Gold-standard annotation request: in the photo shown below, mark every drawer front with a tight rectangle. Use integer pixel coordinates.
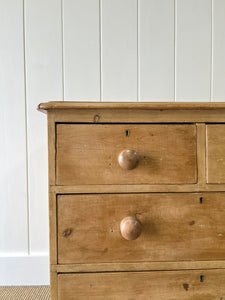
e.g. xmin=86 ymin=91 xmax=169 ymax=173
xmin=207 ymin=124 xmax=225 ymax=183
xmin=58 ymin=193 xmax=225 ymax=264
xmin=56 ymin=124 xmax=197 ymax=185
xmin=58 ymin=270 xmax=225 ymax=300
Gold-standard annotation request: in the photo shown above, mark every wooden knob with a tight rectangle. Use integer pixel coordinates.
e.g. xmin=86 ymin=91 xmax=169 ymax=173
xmin=118 ymin=150 xmax=139 ymax=170
xmin=120 ymin=216 xmax=142 ymax=240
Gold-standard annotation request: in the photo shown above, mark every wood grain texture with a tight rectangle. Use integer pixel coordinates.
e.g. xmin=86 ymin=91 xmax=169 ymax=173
xmin=196 ymin=123 xmax=206 ymax=184
xmin=38 ymin=103 xmax=225 ymax=123
xmin=38 ymin=103 xmax=225 ymax=299
xmin=38 ymin=101 xmax=225 ymax=112
xmin=206 ymin=124 xmax=225 ymax=183
xmin=52 ymin=260 xmax=225 ymax=273
xmin=212 ymin=0 xmax=225 ymax=101
xmin=57 ymin=193 xmax=225 ymax=264
xmin=0 ymin=0 xmax=28 ymax=254
xmin=56 ymin=124 xmax=197 ymax=185
xmin=58 ymin=269 xmax=225 ymax=300
xmin=50 ymin=271 xmax=57 ymax=300
xmin=101 ymin=0 xmax=137 ymax=101
xmin=176 ymin=0 xmax=211 ymax=101
xmin=139 ymin=0 xmax=174 ymax=101
xmin=63 ymin=0 xmax=100 ymax=100
xmin=47 ymin=112 xmax=56 ymax=186
xmin=39 ymin=108 xmax=225 ymax=125
xmin=51 ymin=183 xmax=225 ymax=194
xmin=49 ymin=192 xmax=57 ymax=265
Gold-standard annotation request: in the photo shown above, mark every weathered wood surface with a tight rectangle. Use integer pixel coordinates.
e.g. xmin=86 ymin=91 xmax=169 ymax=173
xmin=58 ymin=269 xmax=225 ymax=300
xmin=58 ymin=192 xmax=225 ymax=264
xmin=56 ymin=124 xmax=197 ymax=185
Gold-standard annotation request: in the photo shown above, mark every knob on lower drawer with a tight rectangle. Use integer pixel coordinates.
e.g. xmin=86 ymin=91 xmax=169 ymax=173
xmin=120 ymin=216 xmax=142 ymax=240
xmin=118 ymin=150 xmax=139 ymax=170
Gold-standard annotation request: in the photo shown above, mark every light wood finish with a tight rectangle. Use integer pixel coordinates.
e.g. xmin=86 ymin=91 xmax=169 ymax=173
xmin=196 ymin=123 xmax=206 ymax=184
xmin=44 ymin=107 xmax=225 ymax=124
xmin=38 ymin=101 xmax=225 ymax=112
xmin=206 ymin=124 xmax=225 ymax=183
xmin=57 ymin=192 xmax=225 ymax=264
xmin=56 ymin=124 xmax=197 ymax=185
xmin=52 ymin=260 xmax=225 ymax=273
xmin=38 ymin=102 xmax=225 ymax=299
xmin=50 ymin=271 xmax=57 ymax=300
xmin=58 ymin=269 xmax=225 ymax=300
xmin=50 ymin=183 xmax=225 ymax=193
xmin=49 ymin=192 xmax=57 ymax=265
xmin=47 ymin=111 xmax=56 ymax=186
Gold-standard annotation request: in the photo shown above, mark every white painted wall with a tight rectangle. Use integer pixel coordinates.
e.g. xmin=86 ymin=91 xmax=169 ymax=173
xmin=1 ymin=0 xmax=225 ymax=285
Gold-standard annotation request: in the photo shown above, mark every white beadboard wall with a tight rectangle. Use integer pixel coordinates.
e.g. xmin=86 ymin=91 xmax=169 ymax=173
xmin=1 ymin=0 xmax=225 ymax=285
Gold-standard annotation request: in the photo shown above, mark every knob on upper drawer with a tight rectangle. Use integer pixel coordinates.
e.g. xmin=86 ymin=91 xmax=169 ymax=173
xmin=56 ymin=124 xmax=197 ymax=185
xmin=120 ymin=216 xmax=142 ymax=240
xmin=118 ymin=150 xmax=139 ymax=170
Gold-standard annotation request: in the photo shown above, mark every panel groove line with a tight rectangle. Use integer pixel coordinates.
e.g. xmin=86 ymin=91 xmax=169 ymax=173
xmin=25 ymin=0 xmax=63 ymax=253
xmin=101 ymin=0 xmax=138 ymax=101
xmin=23 ymin=0 xmax=30 ymax=255
xmin=212 ymin=0 xmax=225 ymax=101
xmin=174 ymin=0 xmax=177 ymax=102
xmin=139 ymin=0 xmax=175 ymax=101
xmin=137 ymin=0 xmax=139 ymax=101
xmin=61 ymin=0 xmax=65 ymax=100
xmin=210 ymin=0 xmax=213 ymax=101
xmin=63 ymin=0 xmax=100 ymax=101
xmin=176 ymin=0 xmax=212 ymax=101
xmin=0 ymin=0 xmax=28 ymax=254
xmin=99 ymin=0 xmax=102 ymax=101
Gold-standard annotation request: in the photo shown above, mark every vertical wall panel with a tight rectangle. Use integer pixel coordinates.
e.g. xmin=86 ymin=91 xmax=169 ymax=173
xmin=0 ymin=0 xmax=28 ymax=253
xmin=139 ymin=0 xmax=174 ymax=101
xmin=102 ymin=0 xmax=137 ymax=101
xmin=176 ymin=0 xmax=211 ymax=101
xmin=212 ymin=0 xmax=225 ymax=101
xmin=25 ymin=0 xmax=62 ymax=253
xmin=63 ymin=0 xmax=100 ymax=101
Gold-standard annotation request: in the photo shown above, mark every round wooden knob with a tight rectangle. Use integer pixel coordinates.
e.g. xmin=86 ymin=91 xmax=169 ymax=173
xmin=118 ymin=150 xmax=139 ymax=170
xmin=120 ymin=216 xmax=142 ymax=240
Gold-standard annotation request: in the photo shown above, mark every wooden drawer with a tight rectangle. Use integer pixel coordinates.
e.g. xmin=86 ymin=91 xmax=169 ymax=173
xmin=58 ymin=269 xmax=225 ymax=300
xmin=207 ymin=124 xmax=225 ymax=183
xmin=57 ymin=192 xmax=225 ymax=264
xmin=56 ymin=124 xmax=197 ymax=185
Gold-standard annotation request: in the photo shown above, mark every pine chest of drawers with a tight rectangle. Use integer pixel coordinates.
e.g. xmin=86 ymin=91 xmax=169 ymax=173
xmin=38 ymin=102 xmax=225 ymax=300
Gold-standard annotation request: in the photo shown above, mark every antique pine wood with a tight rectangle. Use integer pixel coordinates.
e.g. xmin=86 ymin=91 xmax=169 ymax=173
xmin=52 ymin=260 xmax=225 ymax=273
xmin=57 ymin=193 xmax=225 ymax=264
xmin=58 ymin=270 xmax=225 ymax=300
xmin=38 ymin=102 xmax=225 ymax=299
xmin=206 ymin=124 xmax=225 ymax=184
xmin=56 ymin=124 xmax=197 ymax=185
xmin=38 ymin=101 xmax=225 ymax=111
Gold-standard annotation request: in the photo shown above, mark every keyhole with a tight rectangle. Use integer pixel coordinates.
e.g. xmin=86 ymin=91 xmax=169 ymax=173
xmin=125 ymin=129 xmax=130 ymax=137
